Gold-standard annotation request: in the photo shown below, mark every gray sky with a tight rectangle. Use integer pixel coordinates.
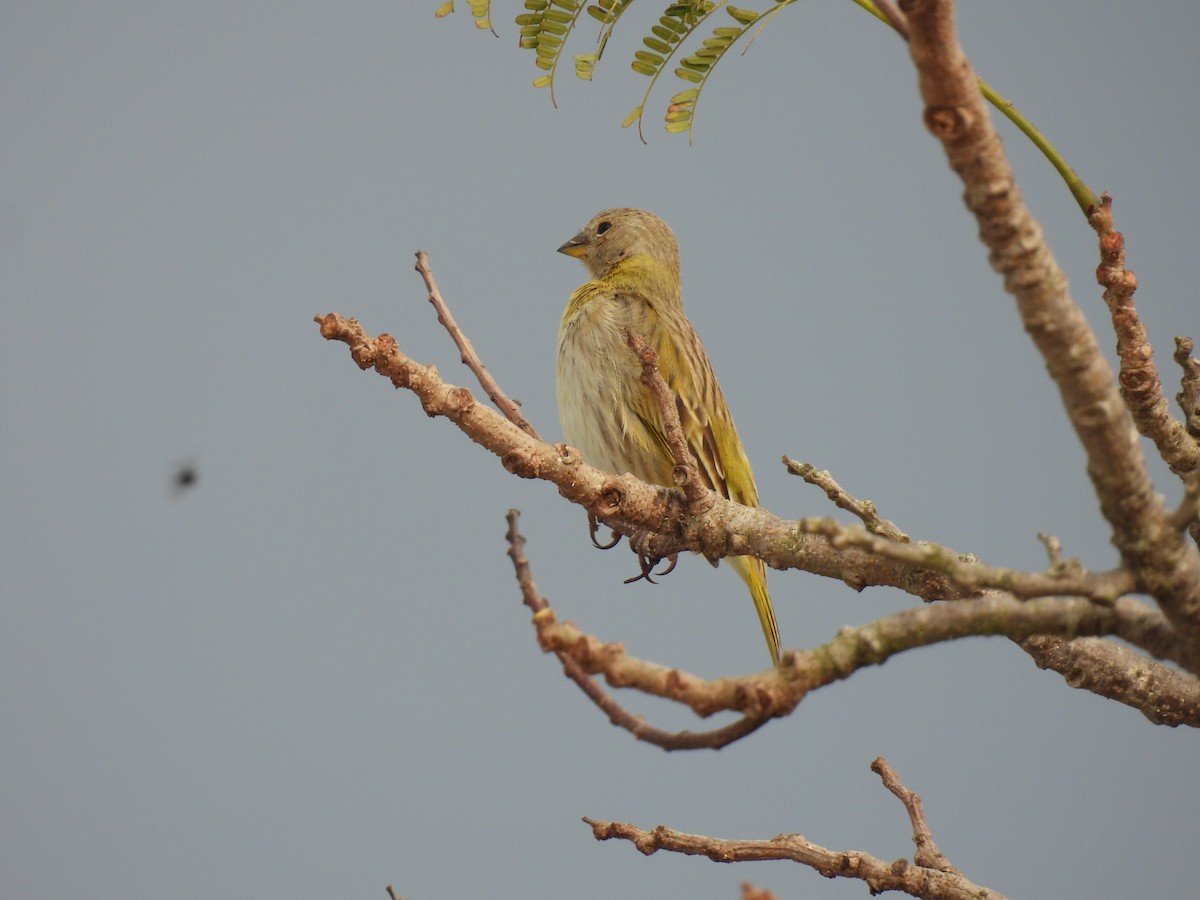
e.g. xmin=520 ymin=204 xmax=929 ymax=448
xmin=3 ymin=3 xmax=1196 ymax=898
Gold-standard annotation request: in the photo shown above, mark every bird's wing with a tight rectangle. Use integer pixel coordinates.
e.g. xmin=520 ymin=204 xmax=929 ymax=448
xmin=640 ymin=301 xmax=759 ymax=511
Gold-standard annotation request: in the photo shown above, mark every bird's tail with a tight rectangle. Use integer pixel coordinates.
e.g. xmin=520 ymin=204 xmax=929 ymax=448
xmin=729 ymin=555 xmax=780 ymax=666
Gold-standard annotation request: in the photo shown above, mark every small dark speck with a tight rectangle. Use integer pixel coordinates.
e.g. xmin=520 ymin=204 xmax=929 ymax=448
xmin=171 ymin=464 xmax=199 ymax=495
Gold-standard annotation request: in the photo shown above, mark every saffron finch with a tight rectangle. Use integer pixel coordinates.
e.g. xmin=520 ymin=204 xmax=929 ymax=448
xmin=556 ymin=208 xmax=781 ymax=666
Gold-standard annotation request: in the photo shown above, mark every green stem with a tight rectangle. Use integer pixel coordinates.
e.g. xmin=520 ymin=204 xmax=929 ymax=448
xmin=851 ymin=0 xmax=1098 ymax=215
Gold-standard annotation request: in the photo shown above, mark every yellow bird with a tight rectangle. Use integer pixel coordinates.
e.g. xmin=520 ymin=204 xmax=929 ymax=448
xmin=556 ymin=208 xmax=780 ymax=666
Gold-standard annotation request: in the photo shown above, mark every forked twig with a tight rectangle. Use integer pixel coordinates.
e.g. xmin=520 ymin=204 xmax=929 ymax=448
xmin=784 ymin=456 xmax=908 ymax=541
xmin=871 ymin=757 xmax=960 ymax=874
xmin=415 ymin=250 xmax=540 ymax=440
xmin=583 ymin=758 xmax=1000 ymax=898
xmin=506 ymin=509 xmax=770 ymax=750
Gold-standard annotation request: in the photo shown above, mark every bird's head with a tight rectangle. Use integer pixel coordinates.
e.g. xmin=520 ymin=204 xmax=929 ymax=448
xmin=558 ymin=208 xmax=681 ymax=280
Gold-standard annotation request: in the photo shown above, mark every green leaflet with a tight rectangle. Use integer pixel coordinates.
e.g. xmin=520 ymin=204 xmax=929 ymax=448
xmin=575 ymin=53 xmax=597 ymax=80
xmin=726 ymin=4 xmax=758 ymax=25
xmin=466 ymin=0 xmax=493 ymax=32
xmin=512 ymin=0 xmax=587 ymax=104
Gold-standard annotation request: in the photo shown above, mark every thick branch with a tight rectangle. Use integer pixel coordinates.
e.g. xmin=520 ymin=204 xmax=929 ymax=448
xmin=532 ymin=593 xmax=1195 ymax=722
xmin=315 ymin=313 xmax=1136 ymax=612
xmin=1021 ymin=635 xmax=1200 ymax=727
xmin=902 ymin=0 xmax=1200 ymax=666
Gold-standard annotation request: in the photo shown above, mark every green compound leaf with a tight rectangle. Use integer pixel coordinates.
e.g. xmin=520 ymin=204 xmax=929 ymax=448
xmin=585 ymin=0 xmax=635 ymax=77
xmin=446 ymin=0 xmax=791 ymax=142
xmin=620 ymin=1 xmax=723 ymax=141
xmin=448 ymin=0 xmax=1097 ymax=207
xmin=512 ymin=0 xmax=588 ymax=106
xmin=661 ymin=2 xmax=768 ymax=142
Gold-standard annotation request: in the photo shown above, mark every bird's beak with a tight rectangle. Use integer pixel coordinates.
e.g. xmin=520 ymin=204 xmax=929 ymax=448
xmin=557 ymin=229 xmax=590 ymax=259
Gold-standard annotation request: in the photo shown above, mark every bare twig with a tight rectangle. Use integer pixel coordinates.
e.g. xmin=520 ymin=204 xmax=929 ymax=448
xmin=1170 ymin=338 xmax=1200 ymax=548
xmin=1091 ymin=197 xmax=1198 ymax=480
xmin=584 ymin=758 xmax=1002 ymax=898
xmin=620 ymin=328 xmax=709 ymax=580
xmin=789 ymin=516 xmax=1129 ymax=605
xmin=871 ymin=757 xmax=960 ymax=874
xmin=414 ymin=250 xmax=540 ymax=440
xmin=505 ymin=509 xmax=770 ymax=750
xmin=783 ymin=456 xmax=908 ymax=541
xmin=1175 ymin=336 xmax=1200 ymax=437
xmin=626 ymin=329 xmax=709 ymax=509
xmin=1037 ymin=532 xmax=1064 ymax=567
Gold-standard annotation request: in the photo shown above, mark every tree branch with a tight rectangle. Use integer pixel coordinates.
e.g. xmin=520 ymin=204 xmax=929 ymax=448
xmin=506 ymin=509 xmax=770 ymax=750
xmin=1175 ymin=337 xmax=1200 ymax=438
xmin=1089 ymin=200 xmax=1199 ymax=480
xmin=626 ymin=329 xmax=709 ymax=510
xmin=902 ymin=0 xmax=1200 ymax=666
xmin=784 ymin=456 xmax=909 ymax=542
xmin=315 ymin=312 xmax=1138 ymax=611
xmin=871 ymin=757 xmax=960 ymax=875
xmin=583 ymin=758 xmax=1004 ymax=899
xmin=414 ymin=250 xmax=540 ymax=440
xmin=1021 ymin=634 xmax=1200 ymax=726
xmin=531 ymin=591 xmax=1196 ymax=724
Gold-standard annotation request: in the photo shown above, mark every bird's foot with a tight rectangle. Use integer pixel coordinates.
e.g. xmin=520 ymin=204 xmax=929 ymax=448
xmin=588 ymin=513 xmax=622 ymax=550
xmin=623 ymin=530 xmax=678 ymax=584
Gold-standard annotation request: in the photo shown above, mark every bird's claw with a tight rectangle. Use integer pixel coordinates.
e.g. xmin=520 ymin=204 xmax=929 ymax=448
xmin=588 ymin=513 xmax=622 ymax=550
xmin=622 ymin=528 xmax=678 ymax=584
xmin=621 ymin=553 xmax=678 ymax=585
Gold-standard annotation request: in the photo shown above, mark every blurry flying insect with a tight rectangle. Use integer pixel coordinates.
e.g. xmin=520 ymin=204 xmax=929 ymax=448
xmin=170 ymin=460 xmax=199 ymax=496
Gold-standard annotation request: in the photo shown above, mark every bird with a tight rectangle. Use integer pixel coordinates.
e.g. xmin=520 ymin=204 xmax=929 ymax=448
xmin=555 ymin=208 xmax=780 ymax=666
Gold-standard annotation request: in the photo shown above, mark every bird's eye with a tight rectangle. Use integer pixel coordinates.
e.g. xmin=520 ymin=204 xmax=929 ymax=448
xmin=596 ymin=221 xmax=612 ymax=235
